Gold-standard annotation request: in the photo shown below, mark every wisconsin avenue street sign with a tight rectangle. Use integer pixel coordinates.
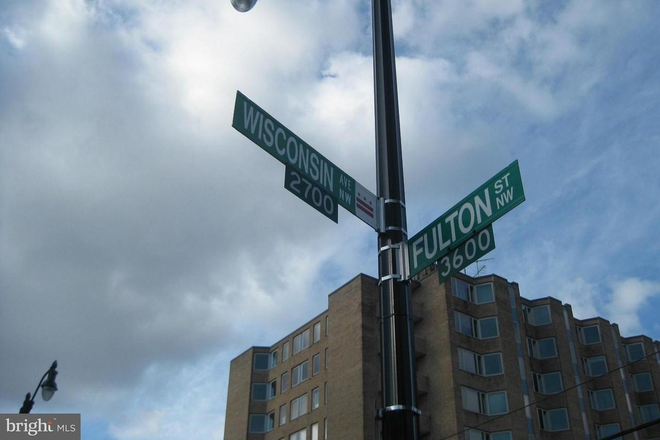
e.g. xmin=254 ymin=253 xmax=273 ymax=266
xmin=437 ymin=225 xmax=496 ymax=284
xmin=408 ymin=160 xmax=525 ymax=278
xmin=233 ymin=91 xmax=378 ymax=229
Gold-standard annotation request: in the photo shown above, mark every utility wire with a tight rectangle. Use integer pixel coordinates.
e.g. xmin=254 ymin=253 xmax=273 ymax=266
xmin=437 ymin=347 xmax=660 ymax=440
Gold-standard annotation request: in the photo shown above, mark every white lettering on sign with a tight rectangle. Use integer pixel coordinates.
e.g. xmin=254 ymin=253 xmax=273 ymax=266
xmin=243 ymin=102 xmax=335 ymax=192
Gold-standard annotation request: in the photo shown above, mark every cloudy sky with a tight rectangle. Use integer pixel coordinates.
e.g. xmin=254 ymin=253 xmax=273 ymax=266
xmin=1 ymin=0 xmax=659 ymax=438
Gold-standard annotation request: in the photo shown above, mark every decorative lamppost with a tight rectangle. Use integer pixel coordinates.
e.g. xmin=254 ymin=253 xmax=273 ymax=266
xmin=19 ymin=361 xmax=59 ymax=414
xmin=229 ymin=1 xmax=420 ymax=439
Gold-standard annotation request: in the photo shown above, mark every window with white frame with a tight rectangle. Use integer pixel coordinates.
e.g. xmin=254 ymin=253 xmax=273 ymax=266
xmin=325 ymin=348 xmax=328 ymax=369
xmin=324 ymin=418 xmax=328 ymax=440
xmin=283 ymin=341 xmax=290 ymax=362
xmin=458 ymin=348 xmax=503 ymax=376
xmin=455 ymin=312 xmax=499 ymax=339
xmin=312 ymin=387 xmax=320 ymax=410
xmin=626 ymin=342 xmax=646 ymax=362
xmin=533 ymin=372 xmax=563 ymax=395
xmin=313 ymin=353 xmax=320 ymax=376
xmin=452 ymin=279 xmax=494 ymax=304
xmin=538 ymin=408 xmax=569 ymax=431
xmin=465 ymin=429 xmax=512 ymax=440
xmin=254 ymin=353 xmax=270 ymax=370
xmin=268 ymin=380 xmax=277 ymax=400
xmin=324 ymin=382 xmax=328 ymax=404
xmin=577 ymin=325 xmax=601 ymax=344
xmin=290 ymin=394 xmax=308 ymax=421
xmin=583 ymin=356 xmax=608 ymax=377
xmin=461 ymin=387 xmax=508 ymax=415
xmin=271 ymin=349 xmax=279 ymax=368
xmin=249 ymin=413 xmax=274 ymax=433
xmin=311 ymin=422 xmax=319 ymax=440
xmin=639 ymin=403 xmax=660 ymax=423
xmin=281 ymin=371 xmax=289 ymax=393
xmin=252 ymin=383 xmax=268 ymax=401
xmin=325 ymin=316 xmax=328 ymax=336
xmin=293 ymin=330 xmax=310 ymax=355
xmin=289 ymin=428 xmax=307 ymax=440
xmin=596 ymin=423 xmax=620 ymax=439
xmin=523 ymin=305 xmax=551 ymax=326
xmin=527 ymin=337 xmax=557 ymax=359
xmin=279 ymin=404 xmax=286 ymax=426
xmin=589 ymin=389 xmax=615 ymax=410
xmin=292 ymin=361 xmax=309 ymax=387
xmin=314 ymin=322 xmax=321 ymax=343
xmin=632 ymin=372 xmax=653 ymax=392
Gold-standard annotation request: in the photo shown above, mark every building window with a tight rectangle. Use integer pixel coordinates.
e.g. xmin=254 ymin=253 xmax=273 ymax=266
xmin=290 ymin=394 xmax=308 ymax=421
xmin=452 ymin=279 xmax=494 ymax=304
xmin=252 ymin=383 xmax=268 ymax=401
xmin=325 ymin=316 xmax=328 ymax=336
xmin=523 ymin=305 xmax=551 ymax=326
xmin=577 ymin=325 xmax=601 ymax=344
xmin=461 ymin=387 xmax=508 ymax=415
xmin=458 ymin=348 xmax=503 ymax=376
xmin=538 ymin=408 xmax=569 ymax=431
xmin=249 ymin=413 xmax=275 ymax=433
xmin=325 ymin=348 xmax=328 ymax=369
xmin=324 ymin=382 xmax=328 ymax=404
xmin=533 ymin=372 xmax=563 ymax=395
xmin=289 ymin=428 xmax=307 ymax=440
xmin=589 ymin=389 xmax=615 ymax=410
xmin=271 ymin=350 xmax=279 ymax=368
xmin=626 ymin=342 xmax=646 ymax=362
xmin=596 ymin=423 xmax=620 ymax=439
xmin=279 ymin=404 xmax=286 ymax=426
xmin=465 ymin=430 xmax=512 ymax=440
xmin=311 ymin=422 xmax=319 ymax=440
xmin=527 ymin=337 xmax=557 ymax=359
xmin=324 ymin=418 xmax=328 ymax=440
xmin=632 ymin=372 xmax=654 ymax=392
xmin=269 ymin=380 xmax=277 ymax=400
xmin=282 ymin=371 xmax=289 ymax=393
xmin=475 ymin=283 xmax=495 ymax=304
xmin=314 ymin=322 xmax=321 ymax=343
xmin=313 ymin=353 xmax=321 ymax=376
xmin=583 ymin=356 xmax=608 ymax=377
xmin=312 ymin=387 xmax=320 ymax=410
xmin=293 ymin=329 xmax=310 ymax=355
xmin=292 ymin=361 xmax=309 ymax=387
xmin=254 ymin=353 xmax=270 ymax=370
xmin=639 ymin=404 xmax=660 ymax=423
xmin=455 ymin=312 xmax=499 ymax=339
xmin=283 ymin=341 xmax=290 ymax=362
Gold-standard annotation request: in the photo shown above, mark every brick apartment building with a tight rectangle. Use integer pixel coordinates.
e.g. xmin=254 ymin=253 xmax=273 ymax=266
xmin=223 ymin=268 xmax=660 ymax=440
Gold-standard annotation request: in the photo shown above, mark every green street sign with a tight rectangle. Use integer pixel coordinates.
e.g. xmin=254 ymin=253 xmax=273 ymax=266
xmin=408 ymin=160 xmax=524 ymax=278
xmin=437 ymin=225 xmax=496 ymax=284
xmin=285 ymin=166 xmax=338 ymax=223
xmin=233 ymin=91 xmax=378 ymax=230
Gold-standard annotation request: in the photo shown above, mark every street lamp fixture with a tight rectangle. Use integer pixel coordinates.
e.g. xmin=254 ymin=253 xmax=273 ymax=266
xmin=231 ymin=0 xmax=258 ymax=12
xmin=19 ymin=361 xmax=59 ymax=414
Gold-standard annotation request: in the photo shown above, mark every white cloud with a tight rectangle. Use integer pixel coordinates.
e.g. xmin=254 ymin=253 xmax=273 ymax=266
xmin=605 ymin=278 xmax=660 ymax=336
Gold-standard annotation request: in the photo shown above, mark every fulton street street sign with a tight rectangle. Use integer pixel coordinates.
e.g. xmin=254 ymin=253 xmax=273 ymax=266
xmin=284 ymin=166 xmax=338 ymax=223
xmin=408 ymin=160 xmax=525 ymax=278
xmin=233 ymin=91 xmax=378 ymax=230
xmin=437 ymin=225 xmax=496 ymax=284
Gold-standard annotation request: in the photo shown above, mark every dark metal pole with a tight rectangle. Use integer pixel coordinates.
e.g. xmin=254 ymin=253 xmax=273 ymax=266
xmin=372 ymin=0 xmax=420 ymax=439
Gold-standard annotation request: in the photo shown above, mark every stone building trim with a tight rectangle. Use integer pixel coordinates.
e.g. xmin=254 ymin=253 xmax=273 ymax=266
xmin=563 ymin=306 xmax=592 ymax=440
xmin=611 ymin=325 xmax=640 ymax=440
